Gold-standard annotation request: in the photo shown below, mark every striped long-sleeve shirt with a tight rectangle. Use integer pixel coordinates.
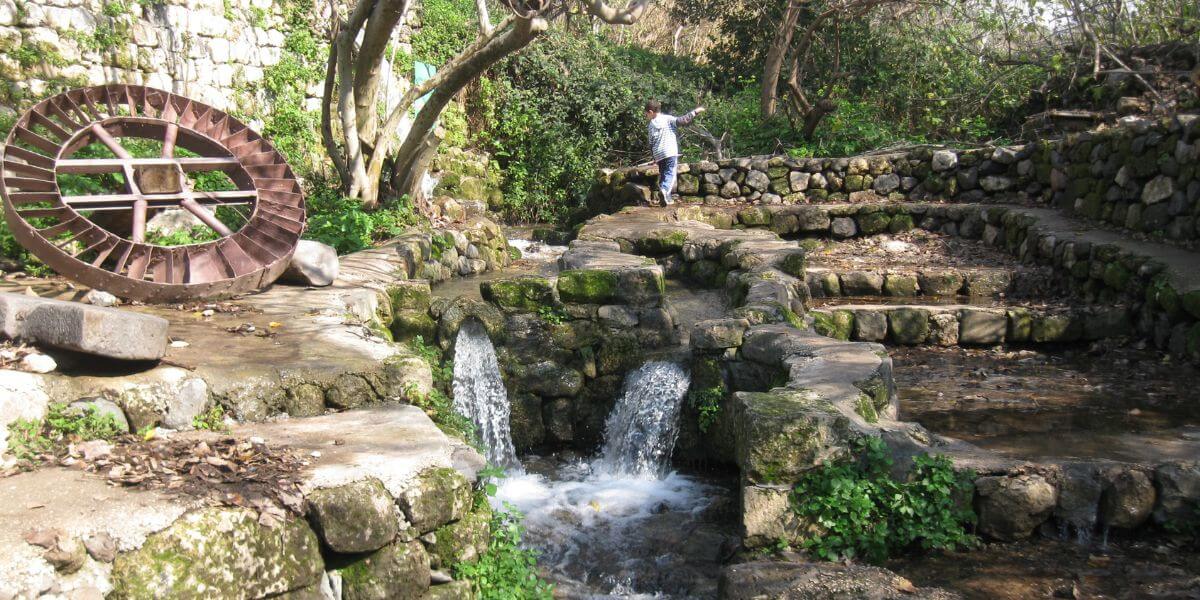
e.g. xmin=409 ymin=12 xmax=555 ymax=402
xmin=647 ymin=109 xmax=699 ymax=162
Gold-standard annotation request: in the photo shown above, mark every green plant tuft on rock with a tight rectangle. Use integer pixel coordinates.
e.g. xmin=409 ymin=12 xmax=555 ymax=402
xmin=789 ymin=437 xmax=976 ymax=563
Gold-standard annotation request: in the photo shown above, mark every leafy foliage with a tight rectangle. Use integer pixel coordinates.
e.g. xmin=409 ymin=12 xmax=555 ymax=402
xmin=191 ymin=405 xmax=228 ymax=431
xmin=688 ymin=385 xmax=723 ymax=433
xmin=789 ymin=436 xmax=976 ymax=563
xmin=7 ymin=403 xmax=125 ymax=461
xmin=303 ymin=178 xmax=420 ymax=254
xmin=412 ymin=0 xmax=480 ymax=65
xmin=457 ymin=474 xmax=554 ymax=600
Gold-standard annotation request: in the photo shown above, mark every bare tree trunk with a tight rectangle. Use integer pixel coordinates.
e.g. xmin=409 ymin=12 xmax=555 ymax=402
xmin=761 ymin=0 xmax=804 ymax=118
xmin=386 ymin=16 xmax=549 ymax=201
xmin=353 ymin=0 xmax=413 ymax=142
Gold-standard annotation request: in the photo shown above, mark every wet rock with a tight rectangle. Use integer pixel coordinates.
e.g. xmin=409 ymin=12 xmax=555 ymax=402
xmin=854 ymin=310 xmax=888 ymax=342
xmin=928 ymin=313 xmax=959 ymax=346
xmin=428 ymin=504 xmax=491 ymax=568
xmin=975 ymin=474 xmax=1057 ymax=541
xmin=811 ymin=310 xmax=854 ymax=341
xmin=888 ymin=308 xmax=930 ymax=345
xmin=543 ymin=397 xmax=575 ymax=443
xmin=436 ymin=298 xmax=506 ymax=348
xmin=840 ymin=271 xmax=884 ymax=295
xmin=1099 ymin=468 xmax=1156 ymax=530
xmin=480 ymin=276 xmax=555 ymax=312
xmin=282 ymin=240 xmax=339 ymax=287
xmin=598 ymin=305 xmax=639 ymax=328
xmin=308 ymin=478 xmax=400 ymax=553
xmin=883 ymin=272 xmax=918 ymax=297
xmin=397 ymin=468 xmax=473 ymax=534
xmin=284 ymin=384 xmax=327 ymax=418
xmin=616 ymin=267 xmax=667 ymax=306
xmin=917 ymin=271 xmax=964 ymax=296
xmin=111 ymin=508 xmax=323 ymax=599
xmin=693 ymin=318 xmax=750 ymax=350
xmin=514 ymin=361 xmax=583 ymax=397
xmin=732 ymin=389 xmax=851 ymax=484
xmin=1031 ymin=314 xmax=1081 ymax=343
xmin=1055 ymin=463 xmax=1102 ymax=534
xmin=830 ymin=217 xmax=857 ymax=238
xmin=324 ymin=374 xmax=376 ymax=410
xmin=556 ymin=269 xmax=619 ymax=304
xmin=339 ymin=540 xmax=431 ymax=600
xmin=1152 ymin=461 xmax=1200 ymax=526
xmin=719 ymin=559 xmax=955 ymax=599
xmin=958 ymin=309 xmax=1007 ymax=345
xmin=0 ymin=292 xmax=168 ymax=361
xmin=508 ymin=394 xmax=544 ymax=451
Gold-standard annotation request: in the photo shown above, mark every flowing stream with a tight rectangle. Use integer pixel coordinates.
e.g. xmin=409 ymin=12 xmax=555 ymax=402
xmin=451 ymin=344 xmax=734 ymax=598
xmin=452 ymin=320 xmax=518 ymax=468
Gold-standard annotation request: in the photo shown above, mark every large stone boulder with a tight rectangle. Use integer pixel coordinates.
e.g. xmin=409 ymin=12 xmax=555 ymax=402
xmin=1099 ymin=468 xmax=1156 ymax=530
xmin=731 ymin=389 xmax=852 ymax=484
xmin=1153 ymin=461 xmax=1200 ymax=526
xmin=692 ymin=318 xmax=750 ymax=350
xmin=556 ymin=269 xmax=619 ymax=304
xmin=281 ymin=240 xmax=339 ymax=287
xmin=480 ymin=276 xmax=556 ymax=312
xmin=110 ymin=508 xmax=323 ymax=599
xmin=0 ymin=293 xmax=168 ymax=361
xmin=974 ymin=474 xmax=1057 ymax=541
xmin=428 ymin=504 xmax=491 ymax=568
xmin=340 ymin=540 xmax=431 ymax=600
xmin=397 ymin=467 xmax=473 ymax=534
xmin=307 ymin=478 xmax=401 ymax=553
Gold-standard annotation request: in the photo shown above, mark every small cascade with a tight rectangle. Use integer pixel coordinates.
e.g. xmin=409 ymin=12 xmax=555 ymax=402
xmin=597 ymin=361 xmax=692 ymax=478
xmin=452 ymin=319 xmax=518 ymax=468
xmin=493 ymin=360 xmax=729 ymax=597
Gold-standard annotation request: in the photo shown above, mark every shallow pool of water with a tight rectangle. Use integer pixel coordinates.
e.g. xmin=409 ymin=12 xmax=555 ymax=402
xmin=895 ymin=345 xmax=1200 ymax=463
xmin=494 ymin=457 xmax=737 ymax=598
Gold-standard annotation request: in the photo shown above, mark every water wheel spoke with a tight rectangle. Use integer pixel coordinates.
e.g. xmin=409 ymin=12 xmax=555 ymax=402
xmin=13 ymin=126 xmax=60 ymax=154
xmin=4 ymin=146 xmax=56 ymax=170
xmin=3 ymin=159 xmax=55 ymax=180
xmin=179 ymin=195 xmax=234 ymax=237
xmin=162 ymin=123 xmax=179 ymax=158
xmin=55 ymin=156 xmax=241 ymax=175
xmin=90 ymin=239 xmax=120 ymax=266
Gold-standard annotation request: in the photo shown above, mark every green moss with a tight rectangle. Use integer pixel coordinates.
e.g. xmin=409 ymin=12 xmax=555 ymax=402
xmin=777 ymin=252 xmax=807 ymax=278
xmin=888 ymin=214 xmax=915 ymax=233
xmin=811 ymin=310 xmax=854 ymax=340
xmin=855 ymin=393 xmax=879 ymax=423
xmin=557 ymin=269 xmax=619 ymax=304
xmin=635 ymin=229 xmax=689 ymax=255
xmin=857 ymin=212 xmax=892 ymax=236
xmin=480 ymin=276 xmax=556 ymax=312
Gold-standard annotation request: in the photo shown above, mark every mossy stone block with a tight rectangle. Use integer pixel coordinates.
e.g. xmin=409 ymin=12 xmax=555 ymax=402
xmin=557 ymin=269 xmax=619 ymax=304
xmin=888 ymin=308 xmax=930 ymax=344
xmin=480 ymin=276 xmax=556 ymax=312
xmin=110 ymin=508 xmax=323 ymax=599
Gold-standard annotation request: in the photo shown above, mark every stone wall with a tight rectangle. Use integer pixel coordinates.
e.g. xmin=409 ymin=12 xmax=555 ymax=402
xmin=589 ymin=116 xmax=1200 ymax=246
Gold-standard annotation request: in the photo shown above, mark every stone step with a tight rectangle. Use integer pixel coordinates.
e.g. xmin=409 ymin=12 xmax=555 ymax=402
xmin=809 ymin=302 xmax=1133 ymax=346
xmin=804 ymin=265 xmax=1055 ymax=299
xmin=0 ymin=292 xmax=168 ymax=361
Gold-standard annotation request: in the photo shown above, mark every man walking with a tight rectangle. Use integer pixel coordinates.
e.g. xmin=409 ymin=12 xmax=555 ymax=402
xmin=645 ymin=100 xmax=704 ymax=206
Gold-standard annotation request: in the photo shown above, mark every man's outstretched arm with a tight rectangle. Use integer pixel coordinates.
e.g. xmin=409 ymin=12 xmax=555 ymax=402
xmin=674 ymin=106 xmax=706 ymax=126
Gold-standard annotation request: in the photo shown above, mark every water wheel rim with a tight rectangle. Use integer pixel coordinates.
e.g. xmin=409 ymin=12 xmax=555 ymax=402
xmin=0 ymin=85 xmax=306 ymax=302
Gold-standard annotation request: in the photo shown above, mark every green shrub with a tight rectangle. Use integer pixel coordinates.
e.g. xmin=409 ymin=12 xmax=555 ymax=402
xmin=303 ymin=178 xmax=420 ymax=254
xmin=688 ymin=385 xmax=723 ymax=433
xmin=455 ymin=504 xmax=554 ymax=599
xmin=789 ymin=436 xmax=976 ymax=563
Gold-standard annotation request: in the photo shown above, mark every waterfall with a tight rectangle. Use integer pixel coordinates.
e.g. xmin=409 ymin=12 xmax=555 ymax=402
xmin=597 ymin=361 xmax=691 ymax=478
xmin=452 ymin=319 xmax=518 ymax=468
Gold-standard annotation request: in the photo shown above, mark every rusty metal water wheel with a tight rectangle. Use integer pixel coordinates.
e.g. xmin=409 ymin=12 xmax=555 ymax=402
xmin=0 ymin=85 xmax=306 ymax=302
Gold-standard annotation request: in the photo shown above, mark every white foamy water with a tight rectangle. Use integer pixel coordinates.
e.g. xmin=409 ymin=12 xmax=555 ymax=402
xmin=598 ymin=362 xmax=692 ymax=478
xmin=487 ymin=362 xmax=726 ymax=597
xmin=509 ymin=238 xmax=568 ymax=263
xmin=452 ymin=319 xmax=519 ymax=468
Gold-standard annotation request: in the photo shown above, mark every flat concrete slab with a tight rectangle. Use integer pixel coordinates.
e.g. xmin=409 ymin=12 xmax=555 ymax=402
xmin=211 ymin=405 xmax=485 ymax=497
xmin=0 ymin=405 xmax=482 ymax=598
xmin=0 ymin=293 xmax=168 ymax=361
